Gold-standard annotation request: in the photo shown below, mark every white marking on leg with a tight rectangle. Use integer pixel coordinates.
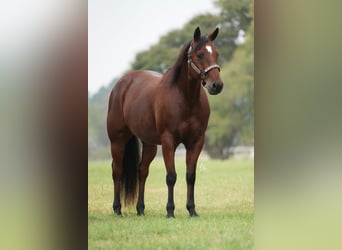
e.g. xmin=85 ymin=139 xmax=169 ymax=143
xmin=205 ymin=45 xmax=213 ymax=55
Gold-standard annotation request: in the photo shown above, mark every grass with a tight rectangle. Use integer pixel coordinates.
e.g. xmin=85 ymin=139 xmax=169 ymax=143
xmin=88 ymin=156 xmax=254 ymax=249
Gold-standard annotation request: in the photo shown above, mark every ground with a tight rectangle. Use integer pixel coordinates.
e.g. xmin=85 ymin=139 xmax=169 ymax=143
xmin=88 ymin=157 xmax=254 ymax=249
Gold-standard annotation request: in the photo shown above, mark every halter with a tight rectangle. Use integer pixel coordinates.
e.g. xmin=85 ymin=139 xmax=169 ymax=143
xmin=187 ymin=44 xmax=220 ymax=80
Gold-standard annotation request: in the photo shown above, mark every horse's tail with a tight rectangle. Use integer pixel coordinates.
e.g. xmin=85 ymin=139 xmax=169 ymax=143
xmin=122 ymin=136 xmax=140 ymax=206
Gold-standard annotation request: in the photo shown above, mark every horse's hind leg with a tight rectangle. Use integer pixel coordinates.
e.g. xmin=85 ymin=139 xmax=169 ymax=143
xmin=136 ymin=143 xmax=157 ymax=216
xmin=110 ymin=142 xmax=125 ymax=216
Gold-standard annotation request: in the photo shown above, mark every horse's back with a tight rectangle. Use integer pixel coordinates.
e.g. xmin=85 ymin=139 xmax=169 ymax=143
xmin=109 ymin=70 xmax=161 ymax=110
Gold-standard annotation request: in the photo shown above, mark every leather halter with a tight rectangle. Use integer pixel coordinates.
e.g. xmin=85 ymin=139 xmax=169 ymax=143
xmin=187 ymin=44 xmax=220 ymax=80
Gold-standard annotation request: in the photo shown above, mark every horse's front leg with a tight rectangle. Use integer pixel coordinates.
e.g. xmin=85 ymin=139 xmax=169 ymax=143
xmin=161 ymin=133 xmax=176 ymax=218
xmin=185 ymin=136 xmax=205 ymax=217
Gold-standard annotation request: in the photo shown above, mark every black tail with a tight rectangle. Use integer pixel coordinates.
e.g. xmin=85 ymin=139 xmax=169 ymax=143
xmin=122 ymin=136 xmax=140 ymax=206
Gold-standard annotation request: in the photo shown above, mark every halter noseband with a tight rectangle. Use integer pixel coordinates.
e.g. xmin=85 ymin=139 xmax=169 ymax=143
xmin=187 ymin=44 xmax=220 ymax=80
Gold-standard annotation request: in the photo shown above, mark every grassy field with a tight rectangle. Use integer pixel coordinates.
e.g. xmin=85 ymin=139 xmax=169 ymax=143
xmin=88 ymin=156 xmax=254 ymax=249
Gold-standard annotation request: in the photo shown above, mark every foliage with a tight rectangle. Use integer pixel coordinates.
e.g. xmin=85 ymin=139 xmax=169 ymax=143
xmin=214 ymin=0 xmax=253 ymax=31
xmin=214 ymin=0 xmax=253 ymax=63
xmin=206 ymin=3 xmax=254 ymax=158
xmin=132 ymin=14 xmax=223 ymax=73
xmin=88 ymin=158 xmax=254 ymax=249
xmin=131 ymin=0 xmax=253 ymax=74
xmin=88 ymin=79 xmax=117 ymax=160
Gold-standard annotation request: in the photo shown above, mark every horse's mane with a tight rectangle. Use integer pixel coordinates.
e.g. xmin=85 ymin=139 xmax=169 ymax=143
xmin=171 ymin=36 xmax=209 ymax=84
xmin=171 ymin=40 xmax=191 ymax=84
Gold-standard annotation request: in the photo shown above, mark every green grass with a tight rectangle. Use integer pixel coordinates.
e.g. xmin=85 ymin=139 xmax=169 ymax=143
xmin=88 ymin=157 xmax=254 ymax=249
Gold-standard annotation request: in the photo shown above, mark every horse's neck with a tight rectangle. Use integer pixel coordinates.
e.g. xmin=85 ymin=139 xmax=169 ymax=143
xmin=177 ymin=62 xmax=202 ymax=103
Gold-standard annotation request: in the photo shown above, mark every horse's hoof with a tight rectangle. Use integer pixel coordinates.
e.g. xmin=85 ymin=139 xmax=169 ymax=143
xmin=114 ymin=212 xmax=122 ymax=217
xmin=136 ymin=206 xmax=145 ymax=216
xmin=189 ymin=211 xmax=199 ymax=217
xmin=113 ymin=208 xmax=122 ymax=216
xmin=166 ymin=213 xmax=175 ymax=218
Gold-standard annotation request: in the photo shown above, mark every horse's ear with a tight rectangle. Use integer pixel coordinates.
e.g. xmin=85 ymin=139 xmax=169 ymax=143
xmin=193 ymin=27 xmax=201 ymax=42
xmin=208 ymin=27 xmax=219 ymax=41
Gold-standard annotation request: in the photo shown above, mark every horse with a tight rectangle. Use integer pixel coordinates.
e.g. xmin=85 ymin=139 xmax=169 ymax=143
xmin=107 ymin=27 xmax=224 ymax=218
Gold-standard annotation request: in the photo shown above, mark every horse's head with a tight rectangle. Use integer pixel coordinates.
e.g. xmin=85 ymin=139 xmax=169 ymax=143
xmin=187 ymin=27 xmax=223 ymax=95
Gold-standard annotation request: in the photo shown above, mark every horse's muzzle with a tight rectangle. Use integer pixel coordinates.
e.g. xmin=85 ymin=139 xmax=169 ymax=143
xmin=207 ymin=80 xmax=223 ymax=95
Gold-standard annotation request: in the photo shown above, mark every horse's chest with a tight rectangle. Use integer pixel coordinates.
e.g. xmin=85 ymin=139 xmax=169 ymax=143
xmin=177 ymin=117 xmax=205 ymax=141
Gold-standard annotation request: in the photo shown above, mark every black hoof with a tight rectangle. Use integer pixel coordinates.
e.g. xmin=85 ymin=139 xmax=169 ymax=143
xmin=189 ymin=211 xmax=199 ymax=217
xmin=166 ymin=203 xmax=175 ymax=218
xmin=187 ymin=204 xmax=198 ymax=217
xmin=137 ymin=211 xmax=145 ymax=216
xmin=166 ymin=213 xmax=175 ymax=218
xmin=113 ymin=210 xmax=122 ymax=216
xmin=113 ymin=205 xmax=122 ymax=216
xmin=136 ymin=203 xmax=145 ymax=216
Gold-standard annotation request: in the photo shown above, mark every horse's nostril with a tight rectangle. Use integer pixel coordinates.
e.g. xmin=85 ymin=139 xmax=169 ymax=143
xmin=211 ymin=81 xmax=223 ymax=94
xmin=212 ymin=82 xmax=217 ymax=90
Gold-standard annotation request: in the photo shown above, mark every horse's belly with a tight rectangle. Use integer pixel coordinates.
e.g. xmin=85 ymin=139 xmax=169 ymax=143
xmin=137 ymin=132 xmax=161 ymax=145
xmin=125 ymin=110 xmax=161 ymax=145
xmin=129 ymin=122 xmax=161 ymax=144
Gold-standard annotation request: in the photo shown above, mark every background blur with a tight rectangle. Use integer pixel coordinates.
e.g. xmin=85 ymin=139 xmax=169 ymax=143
xmin=88 ymin=0 xmax=254 ymax=161
xmin=255 ymin=1 xmax=342 ymax=249
xmin=0 ymin=1 xmax=87 ymax=249
xmin=1 ymin=0 xmax=342 ymax=249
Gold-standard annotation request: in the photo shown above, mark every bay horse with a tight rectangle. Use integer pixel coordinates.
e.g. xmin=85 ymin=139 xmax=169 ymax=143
xmin=107 ymin=27 xmax=223 ymax=218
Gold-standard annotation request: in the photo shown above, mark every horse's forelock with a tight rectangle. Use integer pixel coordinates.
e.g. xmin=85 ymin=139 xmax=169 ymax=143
xmin=194 ymin=36 xmax=209 ymax=51
xmin=171 ymin=36 xmax=211 ymax=84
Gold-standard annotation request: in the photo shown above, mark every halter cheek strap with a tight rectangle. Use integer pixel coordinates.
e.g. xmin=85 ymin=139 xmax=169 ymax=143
xmin=187 ymin=45 xmax=220 ymax=80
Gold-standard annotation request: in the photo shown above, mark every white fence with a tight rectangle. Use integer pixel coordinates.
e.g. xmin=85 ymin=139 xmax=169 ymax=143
xmin=224 ymin=146 xmax=254 ymax=159
xmin=172 ymin=145 xmax=254 ymax=159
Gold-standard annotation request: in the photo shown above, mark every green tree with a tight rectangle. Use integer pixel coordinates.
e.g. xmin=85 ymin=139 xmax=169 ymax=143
xmin=132 ymin=14 xmax=223 ymax=73
xmin=88 ymin=79 xmax=117 ymax=160
xmin=214 ymin=0 xmax=253 ymax=63
xmin=205 ymin=0 xmax=254 ymax=158
xmin=131 ymin=5 xmax=252 ymax=73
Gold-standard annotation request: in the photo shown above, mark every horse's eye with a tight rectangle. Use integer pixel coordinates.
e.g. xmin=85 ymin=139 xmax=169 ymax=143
xmin=196 ymin=53 xmax=204 ymax=60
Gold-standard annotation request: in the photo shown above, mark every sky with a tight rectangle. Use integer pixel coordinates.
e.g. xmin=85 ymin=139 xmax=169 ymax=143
xmin=88 ymin=0 xmax=218 ymax=94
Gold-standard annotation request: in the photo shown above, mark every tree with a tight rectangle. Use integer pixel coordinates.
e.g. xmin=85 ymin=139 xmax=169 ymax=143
xmin=214 ymin=0 xmax=253 ymax=63
xmin=131 ymin=0 xmax=253 ymax=72
xmin=88 ymin=79 xmax=117 ymax=159
xmin=131 ymin=14 xmax=223 ymax=73
xmin=205 ymin=0 xmax=254 ymax=158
